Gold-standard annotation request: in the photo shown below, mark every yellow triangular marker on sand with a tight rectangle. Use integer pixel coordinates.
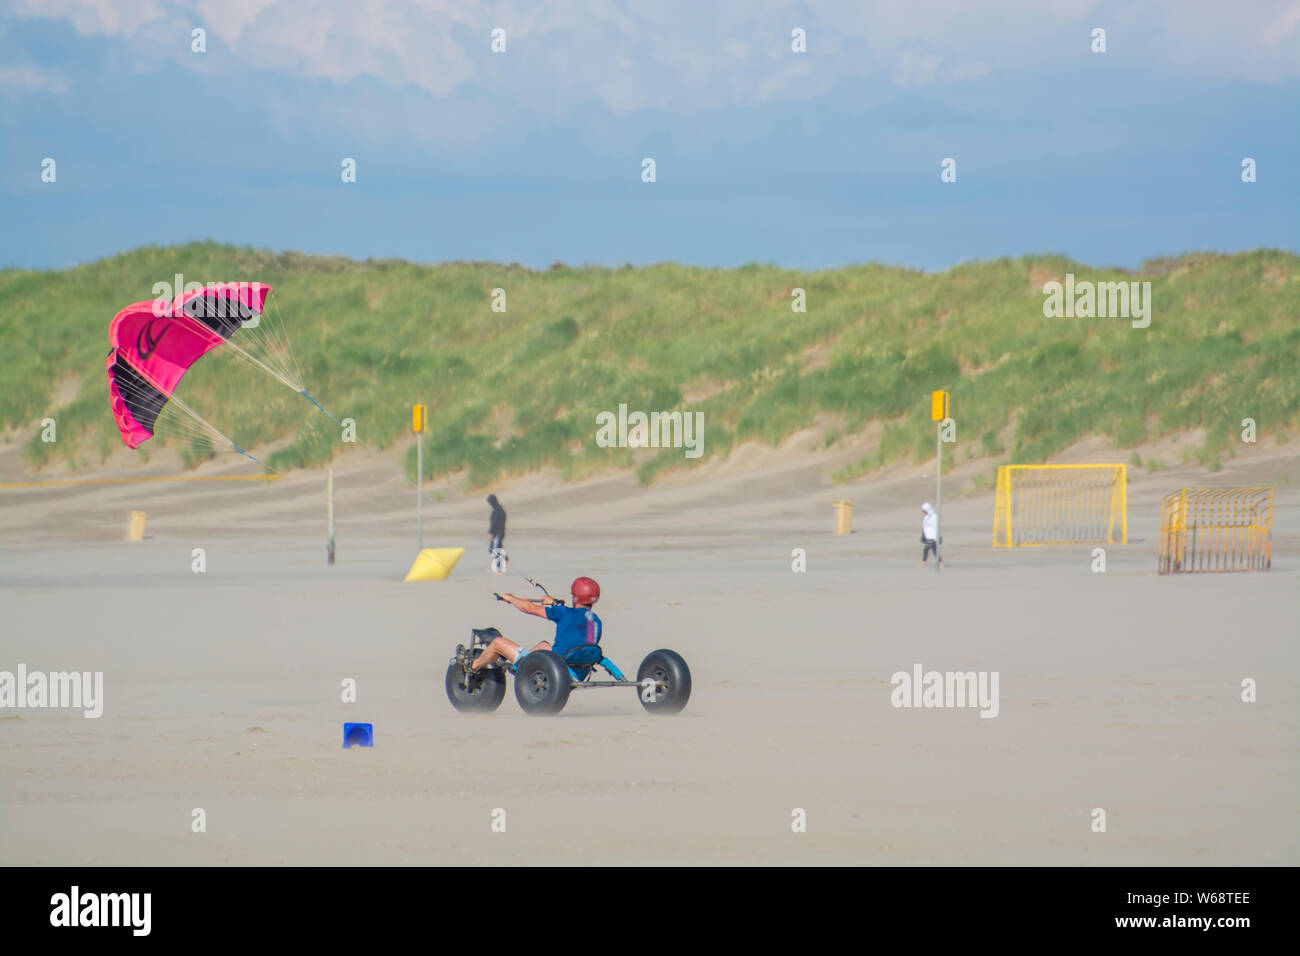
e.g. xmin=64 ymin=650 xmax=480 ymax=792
xmin=403 ymin=547 xmax=465 ymax=582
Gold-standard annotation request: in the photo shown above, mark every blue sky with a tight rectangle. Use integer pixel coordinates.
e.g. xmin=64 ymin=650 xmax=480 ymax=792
xmin=2 ymin=0 xmax=1297 ymax=272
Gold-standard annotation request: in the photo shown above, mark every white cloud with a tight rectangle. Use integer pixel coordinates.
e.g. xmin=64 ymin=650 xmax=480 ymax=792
xmin=891 ymin=47 xmax=944 ymax=89
xmin=10 ymin=0 xmax=1300 ymax=112
xmin=194 ymin=0 xmax=278 ymax=45
xmin=0 ymin=65 xmax=70 ymax=94
xmin=1141 ymin=0 xmax=1300 ymax=82
xmin=10 ymin=0 xmax=165 ymax=35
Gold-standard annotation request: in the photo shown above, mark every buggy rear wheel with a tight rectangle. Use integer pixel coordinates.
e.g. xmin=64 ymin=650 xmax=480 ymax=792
xmin=445 ymin=655 xmax=506 ymax=714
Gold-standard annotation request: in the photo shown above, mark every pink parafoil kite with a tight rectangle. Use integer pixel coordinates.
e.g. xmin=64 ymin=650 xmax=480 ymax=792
xmin=105 ymin=282 xmax=294 ymax=449
xmin=107 ymin=283 xmax=269 ymax=446
xmin=103 ymin=278 xmax=432 ymax=492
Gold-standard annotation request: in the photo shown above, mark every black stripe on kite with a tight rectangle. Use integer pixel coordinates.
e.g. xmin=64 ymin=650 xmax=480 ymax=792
xmin=183 ymin=292 xmax=255 ymax=339
xmin=109 ymin=353 xmax=168 ymax=435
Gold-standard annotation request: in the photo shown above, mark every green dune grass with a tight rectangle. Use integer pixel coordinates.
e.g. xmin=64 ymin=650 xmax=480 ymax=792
xmin=1 ymin=243 xmax=1296 ymax=486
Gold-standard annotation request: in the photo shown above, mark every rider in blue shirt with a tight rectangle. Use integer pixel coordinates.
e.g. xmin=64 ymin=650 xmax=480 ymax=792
xmin=467 ymin=577 xmax=602 ymax=673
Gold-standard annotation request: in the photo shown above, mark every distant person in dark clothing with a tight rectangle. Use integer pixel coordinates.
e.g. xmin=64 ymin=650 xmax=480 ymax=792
xmin=486 ymin=495 xmax=507 ymax=556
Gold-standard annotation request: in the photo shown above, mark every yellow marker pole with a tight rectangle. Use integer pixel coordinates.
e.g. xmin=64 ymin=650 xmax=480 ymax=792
xmin=931 ymin=390 xmax=949 ymax=574
xmin=413 ymin=404 xmax=427 ymax=551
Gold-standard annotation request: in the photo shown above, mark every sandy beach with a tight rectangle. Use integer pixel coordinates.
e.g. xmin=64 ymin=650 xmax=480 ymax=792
xmin=1 ymin=436 xmax=1296 ymax=866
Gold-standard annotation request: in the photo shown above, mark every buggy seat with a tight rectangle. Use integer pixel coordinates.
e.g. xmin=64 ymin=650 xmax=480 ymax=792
xmin=561 ymin=642 xmax=626 ymax=682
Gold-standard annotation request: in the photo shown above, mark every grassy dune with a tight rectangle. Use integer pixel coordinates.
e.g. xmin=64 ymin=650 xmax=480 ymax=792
xmin=1 ymin=243 xmax=1297 ymax=485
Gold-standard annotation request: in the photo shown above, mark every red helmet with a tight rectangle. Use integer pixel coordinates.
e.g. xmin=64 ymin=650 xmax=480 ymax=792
xmin=570 ymin=576 xmax=600 ymax=604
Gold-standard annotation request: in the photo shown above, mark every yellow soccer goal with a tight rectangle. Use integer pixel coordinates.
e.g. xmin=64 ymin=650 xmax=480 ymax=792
xmin=992 ymin=464 xmax=1127 ymax=546
xmin=1158 ymin=487 xmax=1273 ymax=573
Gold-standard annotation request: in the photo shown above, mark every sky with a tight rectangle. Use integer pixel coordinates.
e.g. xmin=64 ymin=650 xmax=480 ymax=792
xmin=1 ymin=0 xmax=1297 ymax=272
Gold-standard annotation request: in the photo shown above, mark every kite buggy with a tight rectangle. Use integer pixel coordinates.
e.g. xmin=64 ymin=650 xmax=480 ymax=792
xmin=444 ymin=577 xmax=691 ymax=716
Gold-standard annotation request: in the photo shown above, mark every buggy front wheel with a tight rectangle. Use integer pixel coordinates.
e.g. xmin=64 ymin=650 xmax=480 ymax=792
xmin=636 ymin=649 xmax=691 ymax=715
xmin=513 ymin=649 xmax=572 ymax=716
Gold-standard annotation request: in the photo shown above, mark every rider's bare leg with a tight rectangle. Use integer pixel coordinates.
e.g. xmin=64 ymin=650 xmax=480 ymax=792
xmin=471 ymin=636 xmax=519 ymax=671
xmin=471 ymin=637 xmax=554 ymax=671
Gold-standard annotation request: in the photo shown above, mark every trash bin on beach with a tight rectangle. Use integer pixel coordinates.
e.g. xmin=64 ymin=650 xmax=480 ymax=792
xmin=126 ymin=510 xmax=148 ymax=542
xmin=832 ymin=499 xmax=853 ymax=535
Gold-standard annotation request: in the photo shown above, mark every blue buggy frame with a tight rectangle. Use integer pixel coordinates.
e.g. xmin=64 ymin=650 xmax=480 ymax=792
xmin=537 ymin=642 xmax=629 ymax=685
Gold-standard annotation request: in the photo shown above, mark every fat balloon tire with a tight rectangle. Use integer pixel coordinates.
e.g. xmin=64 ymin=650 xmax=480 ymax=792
xmin=636 ymin=649 xmax=691 ymax=715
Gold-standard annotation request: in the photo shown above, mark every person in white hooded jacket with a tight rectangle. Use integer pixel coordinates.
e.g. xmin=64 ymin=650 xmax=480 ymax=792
xmin=920 ymin=502 xmax=942 ymax=568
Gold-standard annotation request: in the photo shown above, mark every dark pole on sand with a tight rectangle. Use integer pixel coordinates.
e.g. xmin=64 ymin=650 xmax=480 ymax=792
xmin=327 ymin=467 xmax=336 ymax=565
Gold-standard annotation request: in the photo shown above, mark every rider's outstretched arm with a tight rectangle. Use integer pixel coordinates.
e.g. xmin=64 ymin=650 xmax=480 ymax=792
xmin=500 ymin=593 xmax=550 ymax=618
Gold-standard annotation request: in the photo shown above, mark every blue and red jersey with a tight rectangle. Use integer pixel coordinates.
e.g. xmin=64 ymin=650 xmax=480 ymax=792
xmin=544 ymin=604 xmax=602 ymax=657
